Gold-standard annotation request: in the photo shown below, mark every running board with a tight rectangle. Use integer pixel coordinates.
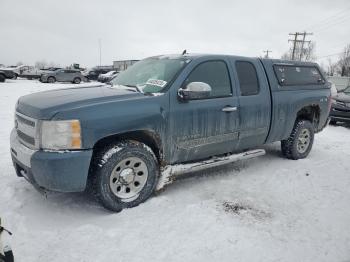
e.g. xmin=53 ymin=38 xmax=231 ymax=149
xmin=156 ymin=149 xmax=266 ymax=191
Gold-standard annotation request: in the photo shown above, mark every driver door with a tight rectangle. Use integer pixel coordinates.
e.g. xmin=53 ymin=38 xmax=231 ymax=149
xmin=169 ymin=58 xmax=240 ymax=164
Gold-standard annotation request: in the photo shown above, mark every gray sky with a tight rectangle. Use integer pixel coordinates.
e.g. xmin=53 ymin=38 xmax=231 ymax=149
xmin=1 ymin=0 xmax=349 ymax=68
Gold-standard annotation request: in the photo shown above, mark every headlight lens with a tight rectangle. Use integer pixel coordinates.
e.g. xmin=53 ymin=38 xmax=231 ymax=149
xmin=40 ymin=120 xmax=82 ymax=150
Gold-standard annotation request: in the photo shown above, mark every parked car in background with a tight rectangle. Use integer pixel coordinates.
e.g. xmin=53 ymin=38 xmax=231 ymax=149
xmin=0 ymin=72 xmax=6 ymax=82
xmin=84 ymin=66 xmax=114 ymax=81
xmin=21 ymin=66 xmax=44 ymax=80
xmin=3 ymin=65 xmax=31 ymax=79
xmin=40 ymin=68 xmax=85 ymax=84
xmin=10 ymin=54 xmax=331 ymax=212
xmin=97 ymin=70 xmax=119 ymax=83
xmin=0 ymin=69 xmax=16 ymax=82
xmin=330 ymin=86 xmax=350 ymax=125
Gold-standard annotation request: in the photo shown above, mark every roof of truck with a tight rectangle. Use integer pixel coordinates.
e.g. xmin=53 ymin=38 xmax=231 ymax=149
xmin=151 ymin=54 xmax=319 ymax=66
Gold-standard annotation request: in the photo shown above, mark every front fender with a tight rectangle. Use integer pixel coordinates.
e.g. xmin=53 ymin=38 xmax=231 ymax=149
xmin=52 ymin=93 xmax=169 ymax=150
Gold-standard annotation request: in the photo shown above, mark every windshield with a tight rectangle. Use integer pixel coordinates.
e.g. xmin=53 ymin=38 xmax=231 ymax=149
xmin=110 ymin=57 xmax=189 ymax=93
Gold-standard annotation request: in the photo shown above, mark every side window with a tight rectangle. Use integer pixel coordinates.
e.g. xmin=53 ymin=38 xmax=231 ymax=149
xmin=236 ymin=61 xmax=259 ymax=96
xmin=185 ymin=61 xmax=232 ymax=98
xmin=273 ymin=65 xmax=324 ymax=86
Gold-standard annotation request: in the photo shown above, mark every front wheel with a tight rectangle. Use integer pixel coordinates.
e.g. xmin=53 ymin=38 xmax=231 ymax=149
xmin=73 ymin=77 xmax=81 ymax=84
xmin=92 ymin=141 xmax=159 ymax=212
xmin=47 ymin=76 xmax=56 ymax=83
xmin=281 ymin=119 xmax=314 ymax=160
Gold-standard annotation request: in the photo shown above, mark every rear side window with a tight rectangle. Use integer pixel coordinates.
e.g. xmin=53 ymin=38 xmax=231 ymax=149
xmin=273 ymin=65 xmax=324 ymax=86
xmin=185 ymin=61 xmax=232 ymax=98
xmin=236 ymin=61 xmax=259 ymax=96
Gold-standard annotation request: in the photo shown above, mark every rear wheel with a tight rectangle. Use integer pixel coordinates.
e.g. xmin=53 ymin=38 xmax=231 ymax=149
xmin=281 ymin=119 xmax=314 ymax=160
xmin=92 ymin=141 xmax=159 ymax=212
xmin=47 ymin=76 xmax=56 ymax=83
xmin=0 ymin=74 xmax=5 ymax=82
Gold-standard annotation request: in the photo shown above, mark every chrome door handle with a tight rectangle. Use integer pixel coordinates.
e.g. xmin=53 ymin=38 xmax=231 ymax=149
xmin=222 ymin=106 xmax=238 ymax=112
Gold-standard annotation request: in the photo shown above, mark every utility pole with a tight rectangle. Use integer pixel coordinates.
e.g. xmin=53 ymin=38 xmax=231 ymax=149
xmin=288 ymin=32 xmax=313 ymax=61
xmin=289 ymin=32 xmax=300 ymax=60
xmin=263 ymin=50 xmax=272 ymax=58
xmin=299 ymin=31 xmax=313 ymax=61
xmin=98 ymin=38 xmax=102 ymax=66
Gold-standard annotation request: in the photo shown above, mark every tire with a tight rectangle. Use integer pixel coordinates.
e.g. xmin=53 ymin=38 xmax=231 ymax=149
xmin=73 ymin=77 xmax=81 ymax=84
xmin=0 ymin=74 xmax=5 ymax=83
xmin=12 ymin=74 xmax=18 ymax=80
xmin=281 ymin=119 xmax=314 ymax=160
xmin=92 ymin=140 xmax=159 ymax=212
xmin=47 ymin=76 xmax=56 ymax=83
xmin=329 ymin=120 xmax=337 ymax=125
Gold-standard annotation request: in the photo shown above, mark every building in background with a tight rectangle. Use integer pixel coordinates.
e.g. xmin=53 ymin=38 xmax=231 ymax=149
xmin=113 ymin=60 xmax=139 ymax=71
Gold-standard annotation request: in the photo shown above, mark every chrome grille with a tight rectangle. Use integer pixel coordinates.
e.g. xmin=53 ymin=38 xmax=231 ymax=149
xmin=15 ymin=112 xmax=39 ymax=149
xmin=16 ymin=114 xmax=35 ymax=127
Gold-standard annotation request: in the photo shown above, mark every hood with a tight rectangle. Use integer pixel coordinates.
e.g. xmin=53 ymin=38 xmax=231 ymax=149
xmin=334 ymin=92 xmax=350 ymax=103
xmin=16 ymin=84 xmax=145 ymax=119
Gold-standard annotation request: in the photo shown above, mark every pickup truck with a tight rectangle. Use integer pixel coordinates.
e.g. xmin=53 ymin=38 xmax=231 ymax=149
xmin=0 ymin=69 xmax=16 ymax=82
xmin=10 ymin=54 xmax=331 ymax=212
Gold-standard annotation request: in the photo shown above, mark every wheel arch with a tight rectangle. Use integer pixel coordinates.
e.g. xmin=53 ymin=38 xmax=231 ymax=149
xmin=295 ymin=104 xmax=321 ymax=130
xmin=92 ymin=129 xmax=164 ymax=164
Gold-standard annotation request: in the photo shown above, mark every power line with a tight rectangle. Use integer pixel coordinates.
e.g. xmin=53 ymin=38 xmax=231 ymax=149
xmin=317 ymin=52 xmax=344 ymax=59
xmin=304 ymin=6 xmax=350 ymax=32
xmin=311 ymin=15 xmax=350 ymax=34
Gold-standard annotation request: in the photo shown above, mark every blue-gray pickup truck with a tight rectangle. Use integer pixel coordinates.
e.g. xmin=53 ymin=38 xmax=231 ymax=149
xmin=10 ymin=54 xmax=331 ymax=211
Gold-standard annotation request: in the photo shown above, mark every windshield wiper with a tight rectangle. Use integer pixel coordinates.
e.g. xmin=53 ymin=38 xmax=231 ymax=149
xmin=124 ymin=84 xmax=143 ymax=93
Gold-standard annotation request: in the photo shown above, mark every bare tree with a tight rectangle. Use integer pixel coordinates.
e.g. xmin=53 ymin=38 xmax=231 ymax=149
xmin=35 ymin=60 xmax=48 ymax=69
xmin=301 ymin=42 xmax=316 ymax=62
xmin=281 ymin=51 xmax=291 ymax=60
xmin=281 ymin=41 xmax=316 ymax=61
xmin=327 ymin=58 xmax=337 ymax=76
xmin=337 ymin=44 xmax=350 ymax=76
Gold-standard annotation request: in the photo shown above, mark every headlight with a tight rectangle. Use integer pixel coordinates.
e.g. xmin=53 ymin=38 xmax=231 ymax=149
xmin=40 ymin=120 xmax=82 ymax=150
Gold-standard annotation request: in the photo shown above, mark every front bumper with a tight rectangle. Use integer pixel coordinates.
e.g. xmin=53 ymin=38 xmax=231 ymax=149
xmin=329 ymin=104 xmax=350 ymax=122
xmin=10 ymin=129 xmax=93 ymax=192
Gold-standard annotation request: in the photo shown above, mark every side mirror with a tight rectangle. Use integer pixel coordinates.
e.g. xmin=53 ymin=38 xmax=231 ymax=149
xmin=178 ymin=82 xmax=212 ymax=100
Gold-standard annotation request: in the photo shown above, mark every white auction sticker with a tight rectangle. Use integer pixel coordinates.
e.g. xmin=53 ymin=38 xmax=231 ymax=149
xmin=146 ymin=79 xmax=167 ymax=88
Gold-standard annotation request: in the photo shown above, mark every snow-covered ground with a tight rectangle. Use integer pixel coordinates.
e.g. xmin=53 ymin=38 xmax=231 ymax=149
xmin=1 ymin=79 xmax=350 ymax=262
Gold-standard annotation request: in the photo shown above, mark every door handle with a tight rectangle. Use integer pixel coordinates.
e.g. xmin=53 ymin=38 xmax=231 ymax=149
xmin=222 ymin=106 xmax=238 ymax=112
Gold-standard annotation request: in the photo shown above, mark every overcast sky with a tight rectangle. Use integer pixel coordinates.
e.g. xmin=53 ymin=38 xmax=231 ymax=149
xmin=0 ymin=0 xmax=349 ymax=68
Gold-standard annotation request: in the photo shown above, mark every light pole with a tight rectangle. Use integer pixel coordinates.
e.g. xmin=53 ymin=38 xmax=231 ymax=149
xmin=98 ymin=38 xmax=102 ymax=66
